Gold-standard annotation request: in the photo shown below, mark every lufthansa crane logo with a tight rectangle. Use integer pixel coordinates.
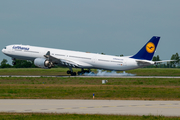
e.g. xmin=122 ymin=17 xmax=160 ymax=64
xmin=146 ymin=42 xmax=155 ymax=53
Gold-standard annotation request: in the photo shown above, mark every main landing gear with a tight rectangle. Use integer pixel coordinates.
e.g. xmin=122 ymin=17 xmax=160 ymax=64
xmin=77 ymin=68 xmax=91 ymax=75
xmin=66 ymin=67 xmax=76 ymax=76
xmin=67 ymin=70 xmax=76 ymax=76
xmin=66 ymin=68 xmax=91 ymax=76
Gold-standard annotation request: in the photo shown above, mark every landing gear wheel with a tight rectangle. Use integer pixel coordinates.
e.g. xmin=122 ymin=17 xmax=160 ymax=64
xmin=77 ymin=69 xmax=91 ymax=75
xmin=67 ymin=70 xmax=71 ymax=74
xmin=71 ymin=72 xmax=76 ymax=76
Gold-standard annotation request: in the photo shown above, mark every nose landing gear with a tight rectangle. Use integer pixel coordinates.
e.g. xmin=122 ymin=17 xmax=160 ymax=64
xmin=12 ymin=58 xmax=16 ymax=65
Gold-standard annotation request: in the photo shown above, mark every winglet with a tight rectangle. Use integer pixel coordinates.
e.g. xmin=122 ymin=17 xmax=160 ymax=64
xmin=130 ymin=36 xmax=160 ymax=60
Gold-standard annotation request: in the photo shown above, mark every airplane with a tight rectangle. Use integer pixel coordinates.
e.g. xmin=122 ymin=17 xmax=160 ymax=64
xmin=1 ymin=36 xmax=173 ymax=76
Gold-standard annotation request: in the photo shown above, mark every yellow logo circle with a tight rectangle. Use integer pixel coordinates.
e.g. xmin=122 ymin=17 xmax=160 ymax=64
xmin=146 ymin=42 xmax=155 ymax=53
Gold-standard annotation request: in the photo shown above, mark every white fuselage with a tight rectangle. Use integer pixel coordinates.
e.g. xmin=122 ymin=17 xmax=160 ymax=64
xmin=2 ymin=44 xmax=142 ymax=71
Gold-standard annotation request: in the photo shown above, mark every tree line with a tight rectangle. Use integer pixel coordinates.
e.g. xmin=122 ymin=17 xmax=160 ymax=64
xmin=0 ymin=53 xmax=180 ymax=68
xmin=0 ymin=59 xmax=37 ymax=68
xmin=145 ymin=53 xmax=180 ymax=68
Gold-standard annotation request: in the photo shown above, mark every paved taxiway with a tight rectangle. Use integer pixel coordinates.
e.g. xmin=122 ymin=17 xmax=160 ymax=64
xmin=0 ymin=75 xmax=180 ymax=78
xmin=0 ymin=99 xmax=180 ymax=116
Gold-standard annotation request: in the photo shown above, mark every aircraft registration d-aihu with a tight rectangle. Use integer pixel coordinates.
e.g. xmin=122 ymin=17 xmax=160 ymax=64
xmin=2 ymin=36 xmax=173 ymax=76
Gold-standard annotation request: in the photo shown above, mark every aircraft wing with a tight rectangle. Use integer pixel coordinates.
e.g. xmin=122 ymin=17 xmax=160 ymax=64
xmin=44 ymin=51 xmax=92 ymax=68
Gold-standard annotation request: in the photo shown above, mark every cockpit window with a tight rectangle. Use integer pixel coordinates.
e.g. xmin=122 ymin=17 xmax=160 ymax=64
xmin=4 ymin=47 xmax=6 ymax=49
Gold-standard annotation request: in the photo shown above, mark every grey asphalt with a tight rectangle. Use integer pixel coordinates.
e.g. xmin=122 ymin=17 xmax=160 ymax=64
xmin=1 ymin=75 xmax=180 ymax=78
xmin=0 ymin=99 xmax=180 ymax=116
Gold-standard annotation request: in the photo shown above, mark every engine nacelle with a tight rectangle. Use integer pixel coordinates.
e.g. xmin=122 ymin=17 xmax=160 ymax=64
xmin=34 ymin=58 xmax=52 ymax=69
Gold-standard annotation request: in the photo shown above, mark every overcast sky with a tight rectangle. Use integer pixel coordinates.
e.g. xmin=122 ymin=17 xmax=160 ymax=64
xmin=0 ymin=0 xmax=180 ymax=63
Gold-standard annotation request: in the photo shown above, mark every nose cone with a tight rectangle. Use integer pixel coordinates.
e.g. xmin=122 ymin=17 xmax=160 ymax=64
xmin=2 ymin=48 xmax=5 ymax=53
xmin=2 ymin=47 xmax=6 ymax=54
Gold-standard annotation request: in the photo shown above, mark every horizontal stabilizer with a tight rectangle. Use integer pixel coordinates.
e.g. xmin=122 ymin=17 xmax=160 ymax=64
xmin=136 ymin=60 xmax=154 ymax=66
xmin=154 ymin=60 xmax=177 ymax=63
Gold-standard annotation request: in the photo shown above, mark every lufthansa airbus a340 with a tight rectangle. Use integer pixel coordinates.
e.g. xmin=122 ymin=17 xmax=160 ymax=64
xmin=2 ymin=36 xmax=171 ymax=76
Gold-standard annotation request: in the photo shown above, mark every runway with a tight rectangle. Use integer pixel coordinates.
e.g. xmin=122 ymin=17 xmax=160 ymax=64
xmin=0 ymin=75 xmax=180 ymax=78
xmin=0 ymin=99 xmax=180 ymax=116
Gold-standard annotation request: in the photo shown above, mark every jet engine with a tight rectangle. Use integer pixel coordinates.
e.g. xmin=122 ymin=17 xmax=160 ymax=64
xmin=34 ymin=58 xmax=53 ymax=69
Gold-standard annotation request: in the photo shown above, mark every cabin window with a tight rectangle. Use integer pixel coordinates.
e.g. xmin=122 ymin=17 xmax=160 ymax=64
xmin=55 ymin=54 xmax=65 ymax=56
xmin=69 ymin=56 xmax=91 ymax=60
xmin=98 ymin=59 xmax=110 ymax=62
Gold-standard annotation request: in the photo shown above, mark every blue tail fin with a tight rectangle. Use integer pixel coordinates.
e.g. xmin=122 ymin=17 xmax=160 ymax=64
xmin=130 ymin=36 xmax=160 ymax=60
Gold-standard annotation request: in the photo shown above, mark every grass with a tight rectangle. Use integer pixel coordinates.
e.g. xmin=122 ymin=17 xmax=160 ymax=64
xmin=0 ymin=68 xmax=180 ymax=76
xmin=128 ymin=68 xmax=180 ymax=76
xmin=0 ymin=77 xmax=180 ymax=100
xmin=0 ymin=84 xmax=180 ymax=100
xmin=0 ymin=77 xmax=180 ymax=86
xmin=0 ymin=68 xmax=70 ymax=76
xmin=0 ymin=68 xmax=180 ymax=118
xmin=0 ymin=113 xmax=179 ymax=120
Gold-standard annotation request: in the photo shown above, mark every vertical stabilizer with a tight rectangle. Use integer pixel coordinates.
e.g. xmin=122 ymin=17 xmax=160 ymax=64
xmin=130 ymin=36 xmax=160 ymax=60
